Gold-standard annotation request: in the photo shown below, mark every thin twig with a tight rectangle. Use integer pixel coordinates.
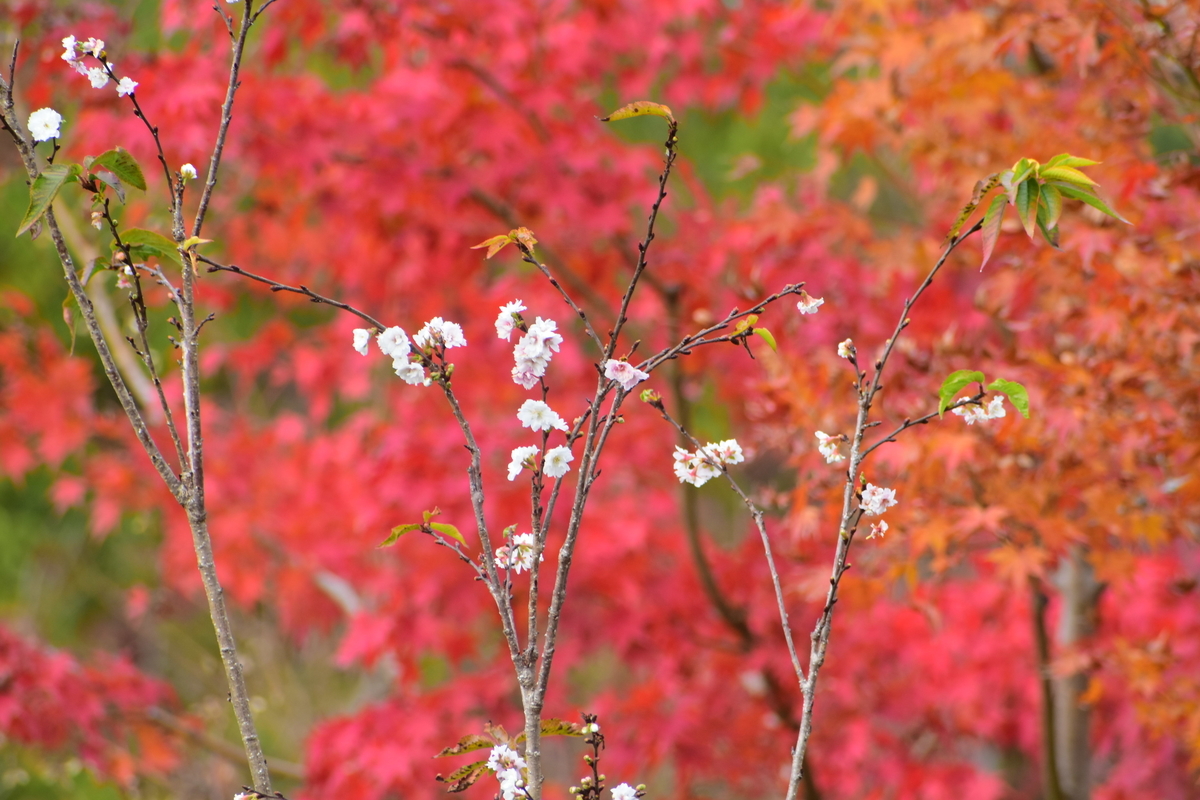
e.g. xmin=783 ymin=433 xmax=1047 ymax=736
xmin=200 ymin=256 xmax=387 ymax=330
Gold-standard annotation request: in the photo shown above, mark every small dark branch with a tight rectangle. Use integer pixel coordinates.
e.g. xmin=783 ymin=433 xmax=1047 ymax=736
xmin=447 ymin=59 xmax=550 ymax=143
xmin=859 ymin=392 xmax=985 ymax=459
xmin=467 ymin=187 xmax=612 ymax=320
xmin=1032 ymin=577 xmax=1067 ymax=800
xmin=200 ymin=256 xmax=387 ymax=330
xmin=192 ymin=0 xmax=259 ymax=237
xmin=251 ymin=0 xmax=281 ymax=22
xmin=638 ymin=283 xmax=804 ymax=374
xmin=119 ymin=68 xmax=179 ymax=226
xmin=144 ymin=706 xmax=305 ymax=782
xmin=518 ymin=245 xmax=604 ymax=352
xmin=6 ymin=40 xmax=17 ymax=96
xmin=604 ymin=120 xmax=679 ymax=361
xmin=653 ymin=405 xmax=807 ymax=688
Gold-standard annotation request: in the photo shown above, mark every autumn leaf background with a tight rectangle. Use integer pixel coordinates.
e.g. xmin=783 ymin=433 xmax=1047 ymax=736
xmin=0 ymin=1 xmax=1197 ymax=798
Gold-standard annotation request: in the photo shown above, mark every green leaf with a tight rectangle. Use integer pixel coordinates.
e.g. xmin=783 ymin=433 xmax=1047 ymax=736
xmin=1010 ymin=158 xmax=1037 ymax=188
xmin=1044 ymin=153 xmax=1099 ymax=170
xmin=429 ymin=522 xmax=465 ymax=545
xmin=938 ymin=369 xmax=986 ymax=417
xmin=1035 ymin=196 xmax=1061 ymax=249
xmin=1050 ymin=182 xmax=1131 ymax=224
xmin=599 ymin=100 xmax=675 ymax=123
xmin=93 ymin=169 xmax=126 ymax=204
xmin=435 ymin=735 xmax=497 ymax=758
xmin=436 ymin=760 xmax=490 ymax=792
xmin=89 ymin=147 xmax=147 ymax=191
xmin=987 ymin=378 xmax=1031 ymax=418
xmin=752 ymin=327 xmax=777 ymax=352
xmin=379 ymin=523 xmax=421 ymax=548
xmin=1039 ymin=165 xmax=1096 ymax=187
xmin=1015 ymin=179 xmax=1040 ymax=239
xmin=1040 ymin=183 xmax=1063 ymax=230
xmin=119 ymin=228 xmax=182 ymax=265
xmin=16 ymin=164 xmax=80 ymax=237
xmin=979 ymin=195 xmax=1008 ymax=270
xmin=539 ymin=719 xmax=586 ymax=737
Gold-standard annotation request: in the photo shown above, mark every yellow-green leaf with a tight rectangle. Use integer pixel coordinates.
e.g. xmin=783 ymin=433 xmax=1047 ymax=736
xmin=1044 ymin=153 xmax=1099 ymax=170
xmin=753 ymin=327 xmax=777 ymax=351
xmin=938 ymin=369 xmax=986 ymax=417
xmin=379 ymin=523 xmax=421 ymax=548
xmin=429 ymin=522 xmax=465 ymax=545
xmin=987 ymin=378 xmax=1031 ymax=418
xmin=599 ymin=100 xmax=675 ymax=124
xmin=943 ymin=172 xmax=1000 ymax=244
xmin=1039 ymin=165 xmax=1097 ymax=187
xmin=180 ymin=235 xmax=213 ymax=250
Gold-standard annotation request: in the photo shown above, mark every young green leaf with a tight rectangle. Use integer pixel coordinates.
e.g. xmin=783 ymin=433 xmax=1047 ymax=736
xmin=180 ymin=235 xmax=213 ymax=250
xmin=1035 ymin=197 xmax=1061 ymax=249
xmin=119 ymin=228 xmax=183 ymax=265
xmin=1043 ymin=153 xmax=1099 ymax=170
xmin=938 ymin=369 xmax=986 ymax=417
xmin=429 ymin=522 xmax=465 ymax=545
xmin=987 ymin=378 xmax=1031 ymax=418
xmin=1010 ymin=158 xmax=1037 ymax=187
xmin=16 ymin=164 xmax=81 ymax=237
xmin=379 ymin=523 xmax=421 ymax=548
xmin=1015 ymin=178 xmax=1040 ymax=239
xmin=93 ymin=169 xmax=126 ymax=204
xmin=979 ymin=194 xmax=1008 ymax=270
xmin=1038 ymin=165 xmax=1096 ymax=187
xmin=1049 ymin=181 xmax=1131 ymax=224
xmin=1039 ymin=183 xmax=1063 ymax=230
xmin=753 ymin=327 xmax=777 ymax=352
xmin=89 ymin=147 xmax=147 ymax=191
xmin=599 ymin=100 xmax=675 ymax=123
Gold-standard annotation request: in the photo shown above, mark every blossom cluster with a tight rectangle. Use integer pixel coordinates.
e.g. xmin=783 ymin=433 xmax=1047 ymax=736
xmin=495 ymin=533 xmax=542 ymax=574
xmin=61 ymin=36 xmax=137 ymax=96
xmin=951 ymin=395 xmax=1007 ymax=425
xmin=672 ymin=439 xmax=744 ymax=487
xmin=860 ymin=483 xmax=897 ymax=516
xmin=507 ymin=443 xmax=573 ymax=481
xmin=814 ymin=430 xmax=844 ymax=463
xmin=352 ymin=324 xmax=432 ymax=385
xmin=487 ymin=745 xmax=528 ymax=800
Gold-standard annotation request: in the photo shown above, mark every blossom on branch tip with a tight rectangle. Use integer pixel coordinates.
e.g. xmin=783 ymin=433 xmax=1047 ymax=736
xmin=673 ymin=439 xmax=743 ymax=487
xmin=796 ymin=292 xmax=824 ymax=315
xmin=837 ymin=338 xmax=854 ymax=359
xmin=544 ymin=445 xmax=573 ymax=478
xmin=814 ymin=431 xmax=844 ymax=463
xmin=82 ymin=37 xmax=105 ymax=58
xmin=611 ymin=784 xmax=639 ymax=800
xmin=352 ymin=328 xmax=371 ymax=356
xmin=508 ymin=445 xmax=539 ymax=481
xmin=28 ymin=108 xmax=64 ymax=142
xmin=511 ymin=316 xmax=562 ymax=387
xmin=376 ymin=326 xmax=410 ymax=359
xmin=414 ymin=317 xmax=466 ymax=349
xmin=495 ymin=299 xmax=526 ymax=340
xmin=394 ymin=361 xmax=429 ymax=386
xmin=860 ymin=483 xmax=897 ymax=516
xmin=487 ymin=743 xmax=527 ymax=773
xmin=703 ymin=439 xmax=744 ymax=465
xmin=116 ymin=76 xmax=138 ymax=97
xmin=604 ymin=359 xmax=650 ymax=391
xmin=867 ymin=520 xmax=889 ymax=540
xmin=952 ymin=395 xmax=1007 ymax=425
xmin=86 ymin=66 xmax=110 ymax=89
xmin=517 ymin=399 xmax=568 ymax=432
xmin=180 ymin=163 xmax=198 ymax=180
